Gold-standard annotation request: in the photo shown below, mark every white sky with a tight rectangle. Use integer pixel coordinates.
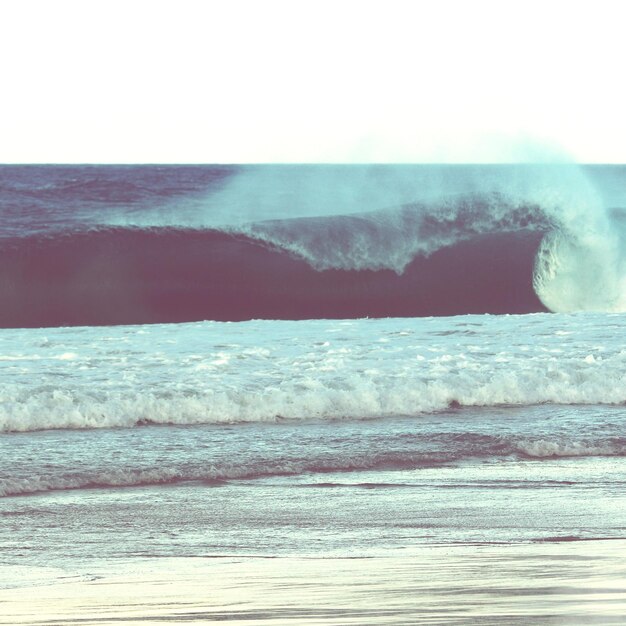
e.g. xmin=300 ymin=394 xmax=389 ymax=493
xmin=1 ymin=0 xmax=624 ymax=163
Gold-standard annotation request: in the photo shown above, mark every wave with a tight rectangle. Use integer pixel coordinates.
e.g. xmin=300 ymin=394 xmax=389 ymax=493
xmin=2 ymin=351 xmax=624 ymax=432
xmin=516 ymin=439 xmax=626 ymax=458
xmin=0 ymin=223 xmax=546 ymax=327
xmin=0 ymin=165 xmax=624 ymax=327
xmin=232 ymin=179 xmax=625 ymax=314
xmin=116 ymin=163 xmax=626 ymax=315
xmin=2 ymin=435 xmax=624 ymax=497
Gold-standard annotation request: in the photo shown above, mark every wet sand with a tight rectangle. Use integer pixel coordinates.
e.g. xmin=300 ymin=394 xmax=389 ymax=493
xmin=3 ymin=541 xmax=626 ymax=625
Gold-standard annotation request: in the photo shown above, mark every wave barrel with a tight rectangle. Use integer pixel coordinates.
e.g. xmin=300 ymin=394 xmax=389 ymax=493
xmin=0 ymin=227 xmax=546 ymax=328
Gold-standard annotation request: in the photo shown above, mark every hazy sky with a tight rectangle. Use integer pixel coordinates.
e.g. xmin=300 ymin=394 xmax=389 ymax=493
xmin=1 ymin=0 xmax=624 ymax=163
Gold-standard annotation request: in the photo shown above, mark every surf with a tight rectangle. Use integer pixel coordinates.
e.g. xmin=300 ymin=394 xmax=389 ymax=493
xmin=1 ymin=313 xmax=625 ymax=434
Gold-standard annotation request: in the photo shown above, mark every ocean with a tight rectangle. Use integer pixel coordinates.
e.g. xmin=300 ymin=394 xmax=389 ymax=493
xmin=1 ymin=164 xmax=625 ymax=624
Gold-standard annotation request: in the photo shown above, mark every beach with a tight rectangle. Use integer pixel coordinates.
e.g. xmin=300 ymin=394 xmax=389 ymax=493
xmin=3 ymin=472 xmax=626 ymax=624
xmin=1 ymin=164 xmax=625 ymax=624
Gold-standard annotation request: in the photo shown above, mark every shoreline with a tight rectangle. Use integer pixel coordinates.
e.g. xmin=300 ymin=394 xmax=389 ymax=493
xmin=3 ymin=541 xmax=626 ymax=625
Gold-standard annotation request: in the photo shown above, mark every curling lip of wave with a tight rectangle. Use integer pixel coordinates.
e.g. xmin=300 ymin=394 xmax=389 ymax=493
xmin=234 ymin=193 xmax=555 ymax=273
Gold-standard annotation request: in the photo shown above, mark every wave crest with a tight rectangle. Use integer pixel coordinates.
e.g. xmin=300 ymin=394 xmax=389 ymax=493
xmin=238 ymin=175 xmax=626 ymax=313
xmin=2 ymin=351 xmax=624 ymax=433
xmin=238 ymin=193 xmax=554 ymax=274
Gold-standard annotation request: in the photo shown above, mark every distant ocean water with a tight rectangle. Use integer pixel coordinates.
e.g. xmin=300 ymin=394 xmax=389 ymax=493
xmin=1 ymin=164 xmax=625 ymax=623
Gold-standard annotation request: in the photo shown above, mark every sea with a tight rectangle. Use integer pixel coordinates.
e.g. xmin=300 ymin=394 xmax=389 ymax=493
xmin=0 ymin=164 xmax=625 ymax=625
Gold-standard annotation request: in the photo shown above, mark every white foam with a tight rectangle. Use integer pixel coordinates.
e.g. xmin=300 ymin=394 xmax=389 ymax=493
xmin=534 ymin=228 xmax=626 ymax=313
xmin=0 ymin=314 xmax=624 ymax=433
xmin=516 ymin=440 xmax=624 ymax=458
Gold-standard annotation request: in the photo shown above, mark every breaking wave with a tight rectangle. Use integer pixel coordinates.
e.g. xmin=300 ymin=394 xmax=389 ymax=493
xmin=1 ymin=343 xmax=624 ymax=433
xmin=0 ymin=164 xmax=624 ymax=327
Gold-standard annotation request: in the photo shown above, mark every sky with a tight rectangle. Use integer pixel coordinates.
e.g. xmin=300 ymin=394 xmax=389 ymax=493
xmin=1 ymin=0 xmax=624 ymax=163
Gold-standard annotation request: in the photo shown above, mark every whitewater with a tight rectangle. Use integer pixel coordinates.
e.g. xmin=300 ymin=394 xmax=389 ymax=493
xmin=0 ymin=313 xmax=625 ymax=435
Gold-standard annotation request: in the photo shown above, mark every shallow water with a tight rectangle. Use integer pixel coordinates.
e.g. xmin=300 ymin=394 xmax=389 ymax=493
xmin=2 ymin=455 xmax=626 ymax=624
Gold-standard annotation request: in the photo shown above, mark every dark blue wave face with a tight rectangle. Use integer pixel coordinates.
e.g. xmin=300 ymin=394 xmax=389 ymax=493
xmin=0 ymin=164 xmax=624 ymax=327
xmin=0 ymin=227 xmax=546 ymax=327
